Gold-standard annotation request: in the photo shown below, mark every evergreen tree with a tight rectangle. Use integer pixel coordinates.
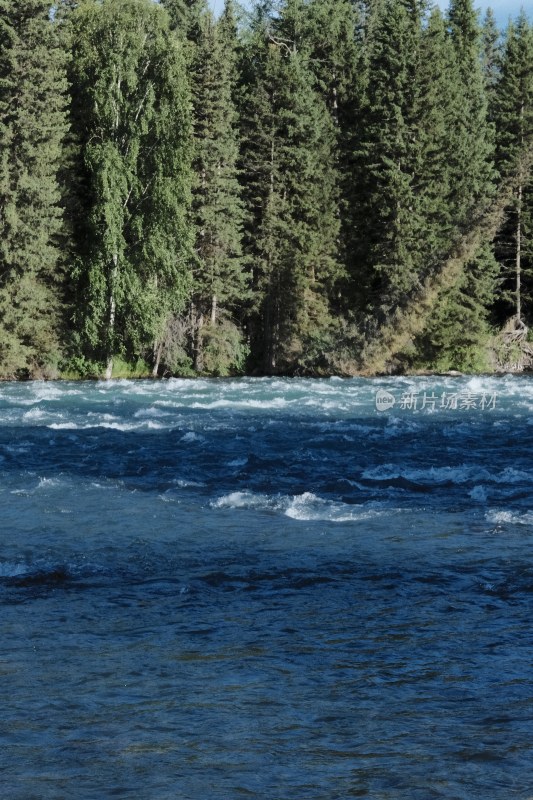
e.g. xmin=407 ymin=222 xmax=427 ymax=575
xmin=0 ymin=0 xmax=69 ymax=378
xmin=412 ymin=243 xmax=500 ymax=371
xmin=348 ymin=0 xmax=423 ymax=320
xmin=494 ymin=14 xmax=533 ymax=177
xmin=161 ymin=0 xmax=205 ymax=39
xmin=413 ymin=7 xmax=461 ymax=274
xmin=292 ymin=0 xmax=361 ymax=311
xmin=188 ymin=0 xmax=248 ymax=374
xmin=493 ymin=14 xmax=533 ymax=322
xmin=68 ymin=0 xmax=192 ymax=378
xmin=411 ymin=3 xmax=498 ymax=371
xmin=304 ymin=0 xmax=360 ymax=125
xmin=481 ymin=8 xmax=501 ymax=97
xmin=240 ymin=1 xmax=342 ymax=372
xmin=447 ymin=0 xmax=495 ymax=227
xmin=160 ymin=0 xmax=192 ymax=33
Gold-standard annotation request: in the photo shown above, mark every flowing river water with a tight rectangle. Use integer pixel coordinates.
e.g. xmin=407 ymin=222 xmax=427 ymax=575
xmin=0 ymin=376 xmax=532 ymax=799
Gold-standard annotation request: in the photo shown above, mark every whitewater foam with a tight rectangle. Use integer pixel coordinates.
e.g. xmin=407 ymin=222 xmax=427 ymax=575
xmin=181 ymin=431 xmax=204 ymax=443
xmin=212 ymin=490 xmax=385 ymax=523
xmin=485 ymin=509 xmax=533 ymax=526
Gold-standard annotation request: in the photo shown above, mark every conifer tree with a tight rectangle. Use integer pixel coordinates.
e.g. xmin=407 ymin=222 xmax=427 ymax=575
xmin=295 ymin=0 xmax=360 ymax=303
xmin=412 ymin=244 xmax=500 ymax=372
xmin=187 ymin=0 xmax=248 ymax=373
xmin=348 ymin=0 xmax=422 ymax=320
xmin=482 ymin=8 xmax=501 ymax=97
xmin=0 ymin=0 xmax=69 ymax=378
xmin=408 ymin=8 xmax=455 ymax=276
xmin=240 ymin=0 xmax=342 ymax=372
xmin=305 ymin=0 xmax=360 ymax=125
xmin=68 ymin=0 xmax=192 ymax=378
xmin=161 ymin=0 xmax=195 ymax=34
xmin=411 ymin=3 xmax=499 ymax=371
xmin=493 ymin=14 xmax=533 ymax=322
xmin=447 ymin=0 xmax=495 ymax=227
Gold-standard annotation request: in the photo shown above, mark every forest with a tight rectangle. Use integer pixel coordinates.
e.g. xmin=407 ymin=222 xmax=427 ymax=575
xmin=0 ymin=0 xmax=532 ymax=379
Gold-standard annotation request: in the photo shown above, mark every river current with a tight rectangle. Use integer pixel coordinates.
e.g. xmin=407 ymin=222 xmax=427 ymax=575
xmin=1 ymin=376 xmax=532 ymax=799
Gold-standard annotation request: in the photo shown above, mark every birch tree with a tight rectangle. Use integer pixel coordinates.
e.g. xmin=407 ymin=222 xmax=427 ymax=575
xmin=69 ymin=0 xmax=192 ymax=377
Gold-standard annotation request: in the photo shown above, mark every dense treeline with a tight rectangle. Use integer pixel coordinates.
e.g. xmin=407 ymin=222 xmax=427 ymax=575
xmin=0 ymin=0 xmax=532 ymax=379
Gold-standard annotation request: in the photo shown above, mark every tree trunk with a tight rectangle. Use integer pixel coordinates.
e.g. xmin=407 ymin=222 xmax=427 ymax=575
xmin=516 ymin=180 xmax=522 ymax=321
xmin=193 ymin=311 xmax=204 ymax=372
xmin=105 ymin=253 xmax=118 ymax=380
xmin=152 ymin=338 xmax=163 ymax=378
xmin=516 ymin=100 xmax=525 ymax=322
xmin=263 ymin=295 xmax=273 ymax=373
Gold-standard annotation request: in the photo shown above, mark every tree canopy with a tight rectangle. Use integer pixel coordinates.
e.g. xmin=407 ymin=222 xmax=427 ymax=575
xmin=0 ymin=0 xmax=532 ymax=378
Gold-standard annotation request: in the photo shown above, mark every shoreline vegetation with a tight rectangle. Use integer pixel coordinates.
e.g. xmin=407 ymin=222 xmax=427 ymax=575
xmin=3 ymin=364 xmax=532 ymax=382
xmin=0 ymin=0 xmax=532 ymax=382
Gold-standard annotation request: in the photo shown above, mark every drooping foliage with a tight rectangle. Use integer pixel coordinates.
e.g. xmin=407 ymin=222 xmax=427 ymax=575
xmin=68 ymin=0 xmax=192 ymax=377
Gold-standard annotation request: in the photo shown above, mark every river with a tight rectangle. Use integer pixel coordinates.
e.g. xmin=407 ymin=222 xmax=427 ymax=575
xmin=0 ymin=376 xmax=532 ymax=798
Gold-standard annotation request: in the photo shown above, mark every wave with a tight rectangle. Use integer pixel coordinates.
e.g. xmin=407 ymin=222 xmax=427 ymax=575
xmin=10 ymin=476 xmax=66 ymax=496
xmin=361 ymin=464 xmax=533 ymax=486
xmin=362 ymin=464 xmax=490 ymax=485
xmin=285 ymin=493 xmax=386 ymax=522
xmin=227 ymin=457 xmax=248 ymax=467
xmin=48 ymin=420 xmax=166 ymax=431
xmin=22 ymin=407 xmax=48 ymax=421
xmin=180 ymin=431 xmax=204 ymax=443
xmin=1 ymin=375 xmax=530 ymax=432
xmin=469 ymin=485 xmax=488 ymax=502
xmin=159 ymin=479 xmax=207 ymax=499
xmin=0 ymin=561 xmax=31 ymax=578
xmin=485 ymin=509 xmax=533 ymax=526
xmin=211 ymin=490 xmax=386 ymax=523
xmin=191 ymin=398 xmax=290 ymax=410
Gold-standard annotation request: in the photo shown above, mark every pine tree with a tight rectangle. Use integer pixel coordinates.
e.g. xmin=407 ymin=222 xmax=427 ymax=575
xmin=447 ymin=0 xmax=495 ymax=228
xmin=68 ymin=0 xmax=192 ymax=378
xmin=413 ymin=7 xmax=461 ymax=274
xmin=411 ymin=3 xmax=499 ymax=371
xmin=160 ymin=0 xmax=194 ymax=34
xmin=240 ymin=1 xmax=342 ymax=372
xmin=304 ymin=0 xmax=360 ymax=125
xmin=481 ymin=8 xmax=501 ymax=98
xmin=0 ymin=0 xmax=70 ymax=378
xmin=493 ymin=14 xmax=533 ymax=323
xmin=347 ymin=0 xmax=423 ymax=320
xmin=292 ymin=0 xmax=360 ymax=314
xmin=412 ymin=243 xmax=500 ymax=372
xmin=161 ymin=0 xmax=205 ymax=40
xmin=187 ymin=0 xmax=248 ymax=374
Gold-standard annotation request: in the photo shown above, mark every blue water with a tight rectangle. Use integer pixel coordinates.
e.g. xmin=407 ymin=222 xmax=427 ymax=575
xmin=1 ymin=376 xmax=532 ymax=799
